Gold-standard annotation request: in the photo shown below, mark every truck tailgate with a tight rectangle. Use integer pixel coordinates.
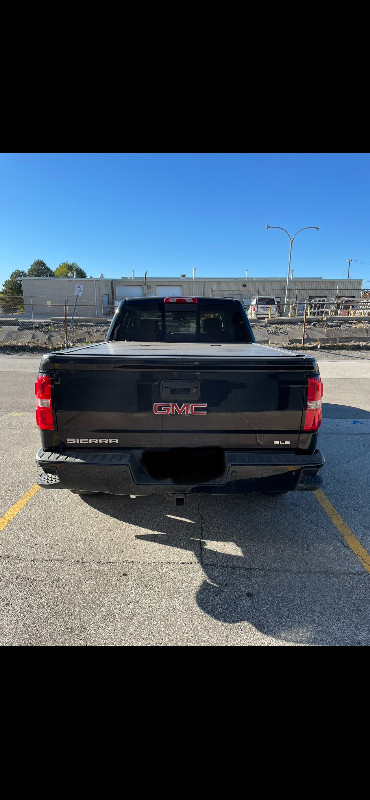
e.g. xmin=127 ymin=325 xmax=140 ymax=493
xmin=49 ymin=342 xmax=314 ymax=450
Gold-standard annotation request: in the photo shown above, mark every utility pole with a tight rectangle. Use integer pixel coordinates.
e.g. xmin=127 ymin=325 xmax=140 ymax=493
xmin=347 ymin=258 xmax=354 ymax=279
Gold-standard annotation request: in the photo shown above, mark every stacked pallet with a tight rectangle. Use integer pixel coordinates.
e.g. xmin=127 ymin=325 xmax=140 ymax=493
xmin=357 ymin=296 xmax=370 ymax=315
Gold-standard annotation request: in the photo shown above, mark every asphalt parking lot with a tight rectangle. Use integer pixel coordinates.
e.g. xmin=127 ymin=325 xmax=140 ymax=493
xmin=0 ymin=352 xmax=369 ymax=646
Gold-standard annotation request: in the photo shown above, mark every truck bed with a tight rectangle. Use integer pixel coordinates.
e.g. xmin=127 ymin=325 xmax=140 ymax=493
xmin=38 ymin=341 xmax=317 ymax=451
xmin=44 ymin=340 xmax=306 ymax=361
xmin=35 ymin=298 xmax=324 ymax=498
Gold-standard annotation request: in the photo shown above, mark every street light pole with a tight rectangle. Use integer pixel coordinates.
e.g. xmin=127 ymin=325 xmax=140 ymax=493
xmin=266 ymin=225 xmax=319 ymax=314
xmin=347 ymin=258 xmax=356 ymax=279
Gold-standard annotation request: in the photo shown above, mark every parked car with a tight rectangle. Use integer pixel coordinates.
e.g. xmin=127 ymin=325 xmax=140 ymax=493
xmin=248 ymin=297 xmax=279 ymax=319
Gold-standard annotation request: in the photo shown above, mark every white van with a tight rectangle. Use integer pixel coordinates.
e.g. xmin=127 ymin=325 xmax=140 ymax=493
xmin=247 ymin=296 xmax=279 ymax=319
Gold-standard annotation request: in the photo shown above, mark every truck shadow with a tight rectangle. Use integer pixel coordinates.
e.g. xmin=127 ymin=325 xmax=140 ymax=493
xmin=79 ymin=493 xmax=369 ymax=647
xmin=79 ymin=400 xmax=370 ymax=646
xmin=322 ymin=402 xmax=370 ymax=418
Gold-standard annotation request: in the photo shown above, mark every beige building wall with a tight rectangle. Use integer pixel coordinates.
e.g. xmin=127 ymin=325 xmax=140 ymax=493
xmin=21 ymin=277 xmax=114 ymax=317
xmin=21 ymin=276 xmax=363 ymax=317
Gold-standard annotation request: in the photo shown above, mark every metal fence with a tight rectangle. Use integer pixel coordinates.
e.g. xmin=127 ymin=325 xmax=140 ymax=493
xmin=209 ymin=289 xmax=368 ymax=317
xmin=248 ymin=296 xmax=369 ymax=318
xmin=287 ymin=296 xmax=367 ymax=317
xmin=0 ymin=296 xmax=115 ymax=318
xmin=0 ymin=298 xmax=113 ymax=348
xmin=1 ymin=294 xmax=370 ymax=323
xmin=31 ymin=301 xmax=112 ymax=319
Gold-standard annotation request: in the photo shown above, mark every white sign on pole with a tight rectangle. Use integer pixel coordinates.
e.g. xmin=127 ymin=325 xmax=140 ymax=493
xmin=75 ymin=284 xmax=83 ymax=297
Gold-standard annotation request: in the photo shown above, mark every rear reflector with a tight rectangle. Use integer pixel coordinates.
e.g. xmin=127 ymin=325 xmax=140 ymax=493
xmin=35 ymin=374 xmax=54 ymax=430
xmin=303 ymin=377 xmax=323 ymax=431
xmin=164 ymin=297 xmax=197 ymax=303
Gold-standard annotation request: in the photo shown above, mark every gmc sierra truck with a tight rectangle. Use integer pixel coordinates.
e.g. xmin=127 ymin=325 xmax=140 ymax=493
xmin=35 ymin=297 xmax=324 ymax=504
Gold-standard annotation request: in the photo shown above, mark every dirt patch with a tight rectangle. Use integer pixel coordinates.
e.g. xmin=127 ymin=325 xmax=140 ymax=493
xmin=252 ymin=319 xmax=370 ymax=351
xmin=0 ymin=321 xmax=109 ymax=353
xmin=1 ymin=318 xmax=370 ymax=355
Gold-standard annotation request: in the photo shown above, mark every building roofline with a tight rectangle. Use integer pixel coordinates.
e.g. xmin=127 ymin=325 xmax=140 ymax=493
xmin=20 ymin=276 xmax=363 ymax=282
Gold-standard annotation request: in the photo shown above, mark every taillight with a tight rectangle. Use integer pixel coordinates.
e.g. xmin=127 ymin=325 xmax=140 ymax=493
xmin=35 ymin=374 xmax=54 ymax=430
xmin=164 ymin=297 xmax=197 ymax=303
xmin=252 ymin=306 xmax=256 ymax=311
xmin=303 ymin=377 xmax=323 ymax=431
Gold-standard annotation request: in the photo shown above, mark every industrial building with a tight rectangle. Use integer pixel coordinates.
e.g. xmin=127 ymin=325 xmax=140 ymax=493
xmin=20 ymin=275 xmax=364 ymax=318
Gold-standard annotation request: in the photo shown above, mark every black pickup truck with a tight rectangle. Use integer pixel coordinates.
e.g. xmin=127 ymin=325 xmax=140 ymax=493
xmin=35 ymin=297 xmax=324 ymax=504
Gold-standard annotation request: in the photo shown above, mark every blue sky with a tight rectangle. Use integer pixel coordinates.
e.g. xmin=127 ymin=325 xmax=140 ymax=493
xmin=1 ymin=152 xmax=370 ymax=289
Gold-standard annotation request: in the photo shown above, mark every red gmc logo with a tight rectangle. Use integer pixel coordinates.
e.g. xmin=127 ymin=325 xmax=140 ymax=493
xmin=153 ymin=403 xmax=207 ymax=415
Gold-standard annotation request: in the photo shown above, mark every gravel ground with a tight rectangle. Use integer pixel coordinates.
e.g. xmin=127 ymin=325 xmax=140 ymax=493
xmin=251 ymin=319 xmax=370 ymax=359
xmin=0 ymin=321 xmax=107 ymax=351
xmin=0 ymin=318 xmax=370 ymax=359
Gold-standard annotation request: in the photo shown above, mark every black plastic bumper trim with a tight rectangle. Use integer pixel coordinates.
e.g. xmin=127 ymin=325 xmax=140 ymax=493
xmin=36 ymin=447 xmax=324 ymax=495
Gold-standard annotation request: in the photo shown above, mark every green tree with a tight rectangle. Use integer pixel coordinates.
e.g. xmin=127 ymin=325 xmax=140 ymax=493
xmin=27 ymin=259 xmax=54 ymax=277
xmin=0 ymin=270 xmax=26 ymax=312
xmin=54 ymin=261 xmax=87 ymax=278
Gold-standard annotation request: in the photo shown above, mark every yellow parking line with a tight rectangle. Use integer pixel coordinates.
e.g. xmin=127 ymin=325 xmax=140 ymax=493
xmin=314 ymin=488 xmax=370 ymax=572
xmin=0 ymin=484 xmax=40 ymax=533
